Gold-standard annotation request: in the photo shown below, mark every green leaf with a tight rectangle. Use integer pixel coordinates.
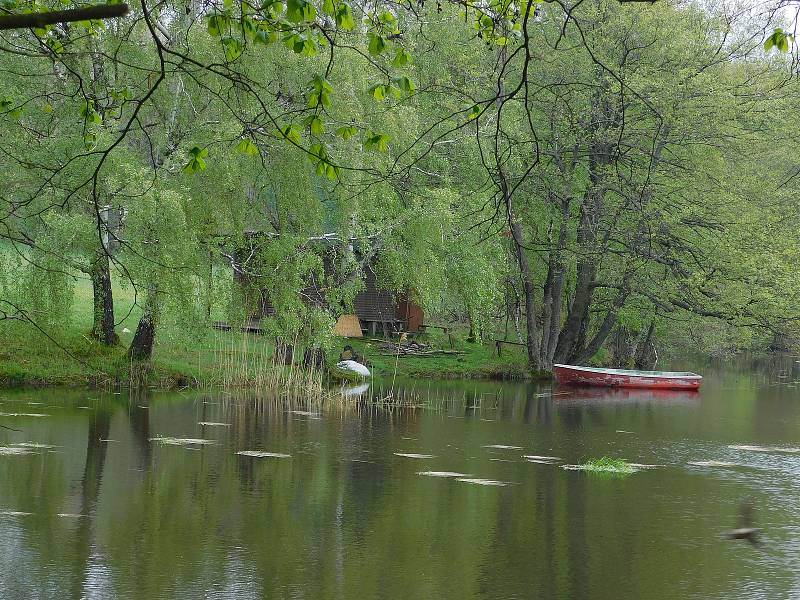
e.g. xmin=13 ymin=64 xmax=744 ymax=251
xmin=393 ymin=76 xmax=416 ymax=93
xmin=207 ymin=13 xmax=228 ymax=37
xmin=392 ymin=48 xmax=411 ymax=67
xmin=322 ymin=0 xmax=334 ymax=15
xmin=335 ymin=2 xmax=354 ymax=30
xmin=255 ymin=29 xmax=275 ymax=44
xmin=80 ymin=100 xmax=102 ymax=124
xmin=47 ymin=38 xmax=64 ymax=55
xmin=368 ymin=32 xmax=386 ymax=55
xmin=236 ymin=138 xmax=259 ymax=156
xmin=495 ymin=36 xmax=507 ymax=46
xmin=280 ymin=123 xmax=302 ymax=145
xmin=184 ymin=147 xmax=208 ymax=174
xmin=369 ymin=84 xmax=386 ymax=101
xmin=286 ymin=0 xmax=309 ymax=22
xmin=364 ymin=131 xmax=390 ymax=152
xmin=221 ymin=37 xmax=244 ymax=61
xmin=765 ymin=28 xmax=793 ymax=53
xmin=83 ymin=131 xmax=98 ymax=150
xmin=336 ymin=125 xmax=358 ymax=140
xmin=241 ymin=17 xmax=258 ymax=41
xmin=467 ymin=104 xmax=481 ymax=120
xmin=311 ymin=74 xmax=333 ymax=94
xmin=300 ymin=36 xmax=317 ymax=56
xmin=378 ymin=10 xmax=395 ymax=24
xmin=304 ymin=115 xmax=325 ymax=135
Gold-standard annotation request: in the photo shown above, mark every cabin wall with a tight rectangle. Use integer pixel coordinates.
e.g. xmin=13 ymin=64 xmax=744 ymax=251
xmin=232 ymin=244 xmax=422 ymax=332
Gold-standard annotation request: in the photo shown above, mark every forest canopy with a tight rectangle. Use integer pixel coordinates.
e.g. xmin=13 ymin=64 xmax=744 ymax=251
xmin=1 ymin=0 xmax=800 ymax=374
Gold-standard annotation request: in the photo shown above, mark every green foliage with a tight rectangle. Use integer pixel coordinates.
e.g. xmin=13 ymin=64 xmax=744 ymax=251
xmin=764 ymin=28 xmax=793 ymax=53
xmin=183 ymin=146 xmax=209 ymax=173
xmin=3 ymin=0 xmax=800 ymax=386
xmin=363 ymin=131 xmax=390 ymax=152
xmin=236 ymin=138 xmax=259 ymax=156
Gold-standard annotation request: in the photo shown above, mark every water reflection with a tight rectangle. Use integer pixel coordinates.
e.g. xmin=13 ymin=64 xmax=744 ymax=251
xmin=0 ymin=361 xmax=799 ymax=598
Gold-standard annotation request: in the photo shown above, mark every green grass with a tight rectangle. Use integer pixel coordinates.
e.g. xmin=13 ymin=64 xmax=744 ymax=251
xmin=328 ymin=336 xmax=531 ymax=380
xmin=1 ymin=272 xmax=533 ymax=388
xmin=0 ymin=273 xmax=277 ymax=388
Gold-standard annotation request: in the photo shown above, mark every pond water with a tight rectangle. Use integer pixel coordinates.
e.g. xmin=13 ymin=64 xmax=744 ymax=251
xmin=1 ymin=356 xmax=800 ymax=599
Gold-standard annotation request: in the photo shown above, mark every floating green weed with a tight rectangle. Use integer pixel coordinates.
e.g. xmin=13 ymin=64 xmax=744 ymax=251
xmin=565 ymin=456 xmax=637 ymax=478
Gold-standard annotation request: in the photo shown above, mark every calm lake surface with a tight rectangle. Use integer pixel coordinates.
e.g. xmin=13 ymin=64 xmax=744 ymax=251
xmin=1 ymin=357 xmax=800 ymax=599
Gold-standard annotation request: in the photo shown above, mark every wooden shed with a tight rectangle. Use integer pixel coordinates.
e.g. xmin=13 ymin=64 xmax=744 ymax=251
xmin=231 ymin=243 xmax=423 ymax=336
xmin=350 ymin=264 xmax=424 ymax=336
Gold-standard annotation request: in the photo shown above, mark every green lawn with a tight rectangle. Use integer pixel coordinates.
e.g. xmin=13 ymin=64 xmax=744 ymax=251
xmin=334 ymin=336 xmax=529 ymax=380
xmin=1 ymin=273 xmax=530 ymax=388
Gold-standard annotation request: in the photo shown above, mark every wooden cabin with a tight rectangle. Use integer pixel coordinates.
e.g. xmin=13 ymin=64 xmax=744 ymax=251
xmin=232 ymin=244 xmax=423 ymax=337
xmin=351 ymin=265 xmax=424 ymax=336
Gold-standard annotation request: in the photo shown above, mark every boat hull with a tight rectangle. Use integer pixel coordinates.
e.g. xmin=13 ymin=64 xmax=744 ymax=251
xmin=554 ymin=364 xmax=702 ymax=391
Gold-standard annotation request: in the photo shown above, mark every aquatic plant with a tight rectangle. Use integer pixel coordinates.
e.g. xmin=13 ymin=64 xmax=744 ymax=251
xmin=570 ymin=456 xmax=637 ymax=477
xmin=211 ymin=332 xmax=334 ymax=405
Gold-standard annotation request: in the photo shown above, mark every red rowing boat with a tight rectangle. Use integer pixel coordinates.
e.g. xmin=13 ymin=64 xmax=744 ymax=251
xmin=553 ymin=364 xmax=702 ymax=391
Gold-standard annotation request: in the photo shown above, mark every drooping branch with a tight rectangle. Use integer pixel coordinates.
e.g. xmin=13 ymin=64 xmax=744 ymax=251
xmin=0 ymin=4 xmax=129 ymax=30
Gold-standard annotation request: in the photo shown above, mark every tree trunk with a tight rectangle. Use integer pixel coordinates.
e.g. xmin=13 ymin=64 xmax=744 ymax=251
xmin=574 ymin=281 xmax=631 ymax=364
xmin=505 ymin=183 xmax=541 ymax=370
xmin=90 ymin=248 xmax=118 ymax=345
xmin=128 ymin=312 xmax=156 ymax=361
xmin=634 ymin=317 xmax=658 ymax=370
xmin=128 ymin=289 xmax=158 ymax=361
xmin=541 ymin=194 xmax=571 ymax=367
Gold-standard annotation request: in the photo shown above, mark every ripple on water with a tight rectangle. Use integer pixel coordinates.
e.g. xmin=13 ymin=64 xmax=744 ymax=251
xmin=394 ymin=453 xmax=435 ymax=459
xmin=523 ymin=454 xmax=561 ymax=462
xmin=729 ymin=445 xmax=800 ymax=454
xmin=456 ymin=478 xmax=508 ymax=487
xmin=417 ymin=471 xmax=470 ymax=478
xmin=0 ymin=412 xmax=48 ymax=418
xmin=13 ymin=442 xmax=55 ymax=449
xmin=0 ymin=447 xmax=35 ymax=456
xmin=688 ymin=460 xmax=742 ymax=468
xmin=149 ymin=437 xmax=217 ymax=446
xmin=236 ymin=451 xmax=291 ymax=458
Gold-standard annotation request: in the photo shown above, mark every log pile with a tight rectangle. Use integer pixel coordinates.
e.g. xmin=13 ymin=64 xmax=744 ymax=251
xmin=378 ymin=341 xmax=465 ymax=357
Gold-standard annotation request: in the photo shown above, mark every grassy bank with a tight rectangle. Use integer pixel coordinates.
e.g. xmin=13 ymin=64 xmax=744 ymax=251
xmin=0 ymin=275 xmax=532 ymax=389
xmin=333 ymin=337 xmax=530 ymax=380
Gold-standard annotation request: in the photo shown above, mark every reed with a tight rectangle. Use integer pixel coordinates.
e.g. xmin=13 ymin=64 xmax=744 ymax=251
xmin=209 ymin=331 xmax=334 ymax=405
